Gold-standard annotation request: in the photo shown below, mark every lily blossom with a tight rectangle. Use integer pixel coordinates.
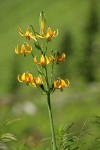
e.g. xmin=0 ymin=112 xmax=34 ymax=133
xmin=17 ymin=73 xmax=34 ymax=84
xmin=36 ymin=27 xmax=58 ymax=41
xmin=19 ymin=27 xmax=37 ymax=41
xmin=45 ymin=27 xmax=58 ymax=41
xmin=34 ymin=55 xmax=52 ymax=67
xmin=30 ymin=77 xmax=43 ymax=87
xmin=15 ymin=43 xmax=32 ymax=57
xmin=54 ymin=79 xmax=70 ymax=90
xmin=55 ymin=53 xmax=66 ymax=62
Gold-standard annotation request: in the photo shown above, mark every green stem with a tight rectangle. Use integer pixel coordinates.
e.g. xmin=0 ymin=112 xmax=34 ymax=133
xmin=47 ymin=93 xmax=57 ymax=150
xmin=51 ymin=60 xmax=54 ymax=85
xmin=44 ymin=66 xmax=49 ymax=89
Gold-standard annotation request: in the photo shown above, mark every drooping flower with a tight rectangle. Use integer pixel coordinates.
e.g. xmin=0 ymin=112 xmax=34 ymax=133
xmin=50 ymin=52 xmax=66 ymax=63
xmin=15 ymin=43 xmax=32 ymax=57
xmin=34 ymin=55 xmax=52 ymax=67
xmin=17 ymin=72 xmax=34 ymax=84
xmin=54 ymin=79 xmax=70 ymax=90
xmin=35 ymin=77 xmax=43 ymax=85
xmin=36 ymin=27 xmax=58 ymax=41
xmin=45 ymin=27 xmax=58 ymax=41
xmin=19 ymin=27 xmax=37 ymax=41
xmin=55 ymin=52 xmax=66 ymax=63
xmin=34 ymin=76 xmax=44 ymax=86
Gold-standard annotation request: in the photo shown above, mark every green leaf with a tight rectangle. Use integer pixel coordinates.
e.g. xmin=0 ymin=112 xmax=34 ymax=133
xmin=34 ymin=42 xmax=41 ymax=50
xmin=0 ymin=133 xmax=17 ymax=142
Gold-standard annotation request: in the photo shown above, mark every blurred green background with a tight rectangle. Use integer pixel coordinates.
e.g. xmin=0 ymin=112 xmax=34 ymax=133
xmin=0 ymin=0 xmax=100 ymax=149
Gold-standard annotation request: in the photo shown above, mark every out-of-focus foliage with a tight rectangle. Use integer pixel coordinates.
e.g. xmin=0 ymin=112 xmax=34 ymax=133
xmin=59 ymin=0 xmax=100 ymax=83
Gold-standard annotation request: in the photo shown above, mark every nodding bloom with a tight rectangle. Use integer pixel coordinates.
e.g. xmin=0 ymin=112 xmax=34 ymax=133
xmin=45 ymin=27 xmax=58 ymax=41
xmin=34 ymin=55 xmax=52 ymax=67
xmin=54 ymin=79 xmax=70 ymax=90
xmin=19 ymin=27 xmax=37 ymax=41
xmin=55 ymin=52 xmax=66 ymax=63
xmin=31 ymin=76 xmax=43 ymax=87
xmin=15 ymin=43 xmax=32 ymax=57
xmin=37 ymin=27 xmax=58 ymax=41
xmin=17 ymin=72 xmax=34 ymax=84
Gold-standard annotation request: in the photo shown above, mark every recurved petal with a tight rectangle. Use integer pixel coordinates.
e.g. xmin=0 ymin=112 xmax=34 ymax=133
xmin=62 ymin=53 xmax=66 ymax=58
xmin=29 ymin=82 xmax=36 ymax=88
xmin=60 ymin=53 xmax=66 ymax=61
xmin=17 ymin=74 xmax=23 ymax=82
xmin=25 ymin=44 xmax=32 ymax=53
xmin=46 ymin=57 xmax=52 ymax=65
xmin=19 ymin=28 xmax=25 ymax=36
xmin=54 ymin=29 xmax=58 ymax=37
xmin=15 ymin=45 xmax=18 ymax=54
xmin=30 ymin=35 xmax=37 ymax=41
xmin=34 ymin=56 xmax=40 ymax=65
xmin=15 ymin=45 xmax=19 ymax=54
xmin=66 ymin=79 xmax=70 ymax=87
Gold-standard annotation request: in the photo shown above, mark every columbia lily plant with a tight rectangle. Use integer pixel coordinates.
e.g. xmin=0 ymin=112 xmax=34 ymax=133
xmin=15 ymin=11 xmax=70 ymax=150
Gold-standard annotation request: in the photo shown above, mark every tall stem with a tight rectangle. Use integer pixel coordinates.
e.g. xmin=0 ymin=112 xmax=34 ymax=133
xmin=47 ymin=93 xmax=57 ymax=150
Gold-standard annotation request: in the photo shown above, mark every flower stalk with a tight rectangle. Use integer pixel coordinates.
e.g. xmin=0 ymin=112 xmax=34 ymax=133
xmin=47 ymin=93 xmax=57 ymax=150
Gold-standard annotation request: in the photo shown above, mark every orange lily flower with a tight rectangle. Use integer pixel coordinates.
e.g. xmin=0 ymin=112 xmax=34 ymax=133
xmin=15 ymin=44 xmax=32 ymax=57
xmin=45 ymin=27 xmax=58 ymax=41
xmin=55 ymin=53 xmax=66 ymax=62
xmin=17 ymin=72 xmax=34 ymax=84
xmin=19 ymin=27 xmax=37 ymax=41
xmin=54 ymin=79 xmax=70 ymax=90
xmin=30 ymin=76 xmax=44 ymax=88
xmin=34 ymin=55 xmax=52 ymax=67
xmin=34 ymin=77 xmax=43 ymax=85
xmin=36 ymin=27 xmax=58 ymax=41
